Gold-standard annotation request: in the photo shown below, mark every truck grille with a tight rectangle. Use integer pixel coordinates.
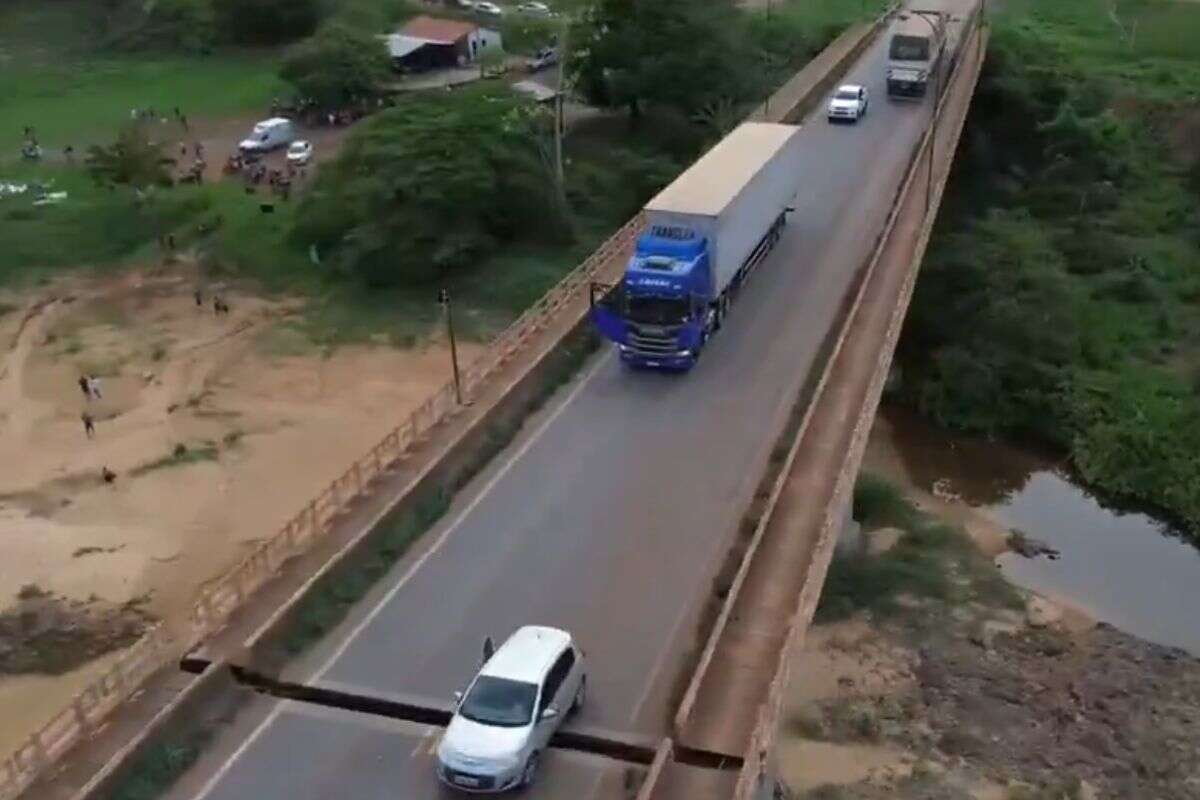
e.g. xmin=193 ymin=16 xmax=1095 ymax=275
xmin=628 ymin=324 xmax=681 ymax=356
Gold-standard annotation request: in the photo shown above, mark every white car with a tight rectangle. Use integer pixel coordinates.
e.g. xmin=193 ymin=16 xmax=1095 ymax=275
xmin=437 ymin=626 xmax=586 ymax=792
xmin=517 ymin=1 xmax=551 ymax=14
xmin=827 ymin=84 xmax=869 ymax=123
xmin=527 ymin=47 xmax=558 ymax=72
xmin=286 ymin=140 xmax=313 ymax=166
xmin=475 ymin=1 xmax=504 ymax=15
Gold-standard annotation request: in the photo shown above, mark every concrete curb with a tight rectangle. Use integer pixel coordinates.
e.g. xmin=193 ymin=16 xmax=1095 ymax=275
xmin=672 ymin=0 xmax=898 ymax=747
xmin=69 ymin=664 xmax=242 ymax=800
xmin=235 ymin=323 xmax=599 ymax=673
xmin=729 ymin=19 xmax=989 ymax=800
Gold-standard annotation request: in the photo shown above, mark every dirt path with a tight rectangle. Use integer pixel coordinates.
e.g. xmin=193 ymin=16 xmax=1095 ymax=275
xmin=0 ymin=269 xmax=479 ymax=758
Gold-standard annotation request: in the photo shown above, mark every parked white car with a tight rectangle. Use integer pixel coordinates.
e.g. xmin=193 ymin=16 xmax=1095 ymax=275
xmin=437 ymin=626 xmax=586 ymax=792
xmin=827 ymin=84 xmax=869 ymax=123
xmin=475 ymin=1 xmax=504 ymax=16
xmin=239 ymin=117 xmax=297 ymax=153
xmin=286 ymin=140 xmax=313 ymax=166
xmin=517 ymin=1 xmax=552 ymax=14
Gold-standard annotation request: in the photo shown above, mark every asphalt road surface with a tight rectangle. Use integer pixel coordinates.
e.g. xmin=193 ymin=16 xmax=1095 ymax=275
xmin=184 ymin=700 xmax=637 ymax=800
xmin=187 ymin=22 xmax=947 ymax=800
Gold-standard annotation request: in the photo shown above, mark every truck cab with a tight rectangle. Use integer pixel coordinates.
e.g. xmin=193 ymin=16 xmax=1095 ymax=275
xmin=590 ymin=122 xmax=802 ymax=372
xmin=886 ymin=11 xmax=945 ymax=99
xmin=592 ymin=227 xmax=713 ymax=370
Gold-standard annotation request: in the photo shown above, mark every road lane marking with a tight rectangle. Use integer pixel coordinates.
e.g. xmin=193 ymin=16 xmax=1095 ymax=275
xmin=410 ymin=726 xmax=439 ymax=758
xmin=194 ymin=702 xmax=287 ymax=800
xmin=311 ymin=351 xmax=614 ymax=682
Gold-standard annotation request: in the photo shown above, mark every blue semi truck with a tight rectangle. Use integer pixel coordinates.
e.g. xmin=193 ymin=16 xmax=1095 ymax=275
xmin=590 ymin=122 xmax=804 ymax=370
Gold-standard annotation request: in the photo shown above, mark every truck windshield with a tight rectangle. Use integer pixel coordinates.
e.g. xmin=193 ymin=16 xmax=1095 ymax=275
xmin=626 ymin=296 xmax=689 ymax=325
xmin=889 ymin=35 xmax=929 ymax=61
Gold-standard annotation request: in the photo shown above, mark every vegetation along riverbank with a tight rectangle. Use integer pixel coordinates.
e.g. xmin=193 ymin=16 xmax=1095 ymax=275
xmin=895 ymin=0 xmax=1200 ymax=540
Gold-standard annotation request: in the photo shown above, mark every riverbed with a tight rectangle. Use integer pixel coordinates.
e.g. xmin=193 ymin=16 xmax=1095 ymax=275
xmin=865 ymin=405 xmax=1200 ymax=656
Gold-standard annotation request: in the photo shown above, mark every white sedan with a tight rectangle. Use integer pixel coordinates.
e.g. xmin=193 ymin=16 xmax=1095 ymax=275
xmin=286 ymin=140 xmax=313 ymax=166
xmin=827 ymin=84 xmax=869 ymax=123
xmin=475 ymin=1 xmax=505 ymax=15
xmin=517 ymin=1 xmax=552 ymax=13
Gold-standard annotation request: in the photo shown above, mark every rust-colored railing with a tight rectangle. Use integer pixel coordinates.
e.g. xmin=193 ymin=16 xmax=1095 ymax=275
xmin=0 ymin=212 xmax=644 ymax=800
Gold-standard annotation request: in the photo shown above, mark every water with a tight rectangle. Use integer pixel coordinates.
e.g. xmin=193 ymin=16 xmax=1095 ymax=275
xmin=878 ymin=406 xmax=1200 ymax=656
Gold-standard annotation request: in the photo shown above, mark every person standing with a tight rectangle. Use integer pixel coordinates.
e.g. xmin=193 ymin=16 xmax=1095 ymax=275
xmin=81 ymin=411 xmax=95 ymax=439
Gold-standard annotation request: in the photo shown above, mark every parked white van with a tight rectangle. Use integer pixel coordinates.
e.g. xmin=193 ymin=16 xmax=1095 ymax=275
xmin=238 ymin=118 xmax=297 ymax=154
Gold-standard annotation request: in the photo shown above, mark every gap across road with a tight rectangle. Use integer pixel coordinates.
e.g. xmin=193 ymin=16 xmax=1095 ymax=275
xmin=179 ymin=20 xmax=946 ymax=800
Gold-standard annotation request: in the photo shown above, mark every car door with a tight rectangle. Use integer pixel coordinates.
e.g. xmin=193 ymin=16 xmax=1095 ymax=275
xmin=557 ymin=647 xmax=581 ymax=713
xmin=533 ymin=653 xmax=569 ymax=749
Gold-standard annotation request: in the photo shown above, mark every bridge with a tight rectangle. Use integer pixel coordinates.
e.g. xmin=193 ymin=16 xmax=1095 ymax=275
xmin=9 ymin=3 xmax=989 ymax=800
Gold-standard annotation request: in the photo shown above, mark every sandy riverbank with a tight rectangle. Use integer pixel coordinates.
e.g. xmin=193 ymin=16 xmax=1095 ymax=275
xmin=772 ymin=414 xmax=1200 ymax=799
xmin=0 ymin=267 xmax=478 ymax=757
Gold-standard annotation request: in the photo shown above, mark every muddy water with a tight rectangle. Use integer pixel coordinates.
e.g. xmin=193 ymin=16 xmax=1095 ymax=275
xmin=879 ymin=406 xmax=1200 ymax=656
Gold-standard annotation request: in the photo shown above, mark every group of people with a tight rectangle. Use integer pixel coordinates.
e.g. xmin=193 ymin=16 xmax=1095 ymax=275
xmin=194 ymin=287 xmax=231 ymax=316
xmin=270 ymin=95 xmax=387 ymax=129
xmin=178 ymin=140 xmax=207 ymax=184
xmin=232 ymin=158 xmax=300 ymax=200
xmin=131 ymin=106 xmax=189 ymax=131
xmin=20 ymin=125 xmax=43 ymax=161
xmin=77 ymin=286 xmax=234 ymax=483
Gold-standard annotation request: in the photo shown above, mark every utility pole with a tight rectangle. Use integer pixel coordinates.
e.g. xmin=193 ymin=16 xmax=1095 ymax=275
xmin=438 ymin=288 xmax=463 ymax=405
xmin=927 ymin=59 xmax=938 ymax=214
xmin=764 ymin=0 xmax=774 ymax=119
xmin=553 ymin=19 xmax=570 ymax=192
xmin=911 ymin=11 xmax=941 ymax=214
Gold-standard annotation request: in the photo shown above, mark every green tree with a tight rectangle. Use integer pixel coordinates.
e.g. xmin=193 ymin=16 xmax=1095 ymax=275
xmin=294 ymin=86 xmax=566 ymax=287
xmin=212 ymin=0 xmax=320 ymax=44
xmin=132 ymin=0 xmax=216 ymax=52
xmin=85 ymin=121 xmax=176 ymax=188
xmin=280 ymin=23 xmax=390 ymax=108
xmin=569 ymin=0 xmax=756 ymax=119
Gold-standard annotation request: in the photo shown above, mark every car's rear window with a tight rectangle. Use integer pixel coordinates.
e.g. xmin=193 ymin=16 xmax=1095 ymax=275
xmin=459 ymin=676 xmax=538 ymax=727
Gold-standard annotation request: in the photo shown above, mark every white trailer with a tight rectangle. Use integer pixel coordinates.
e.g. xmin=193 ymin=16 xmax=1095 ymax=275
xmin=643 ymin=122 xmax=804 ymax=294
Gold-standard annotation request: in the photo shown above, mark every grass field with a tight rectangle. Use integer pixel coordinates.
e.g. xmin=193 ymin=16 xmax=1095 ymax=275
xmin=1 ymin=0 xmax=888 ymax=350
xmin=0 ymin=0 xmax=284 ymax=155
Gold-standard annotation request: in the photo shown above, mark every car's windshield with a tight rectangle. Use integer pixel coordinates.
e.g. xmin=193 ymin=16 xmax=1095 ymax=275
xmin=626 ymin=295 xmax=689 ymax=325
xmin=459 ymin=676 xmax=538 ymax=728
xmin=289 ymin=143 xmax=305 ymax=152
xmin=835 ymin=89 xmax=859 ymax=100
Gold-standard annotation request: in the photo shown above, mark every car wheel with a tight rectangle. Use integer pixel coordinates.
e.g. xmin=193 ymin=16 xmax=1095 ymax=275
xmin=521 ymin=752 xmax=541 ymax=787
xmin=571 ymin=676 xmax=587 ymax=714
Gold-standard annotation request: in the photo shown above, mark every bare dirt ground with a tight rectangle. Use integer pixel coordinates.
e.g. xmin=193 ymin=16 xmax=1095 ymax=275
xmin=0 ymin=267 xmax=477 ymax=757
xmin=775 ymin=418 xmax=1200 ymax=800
